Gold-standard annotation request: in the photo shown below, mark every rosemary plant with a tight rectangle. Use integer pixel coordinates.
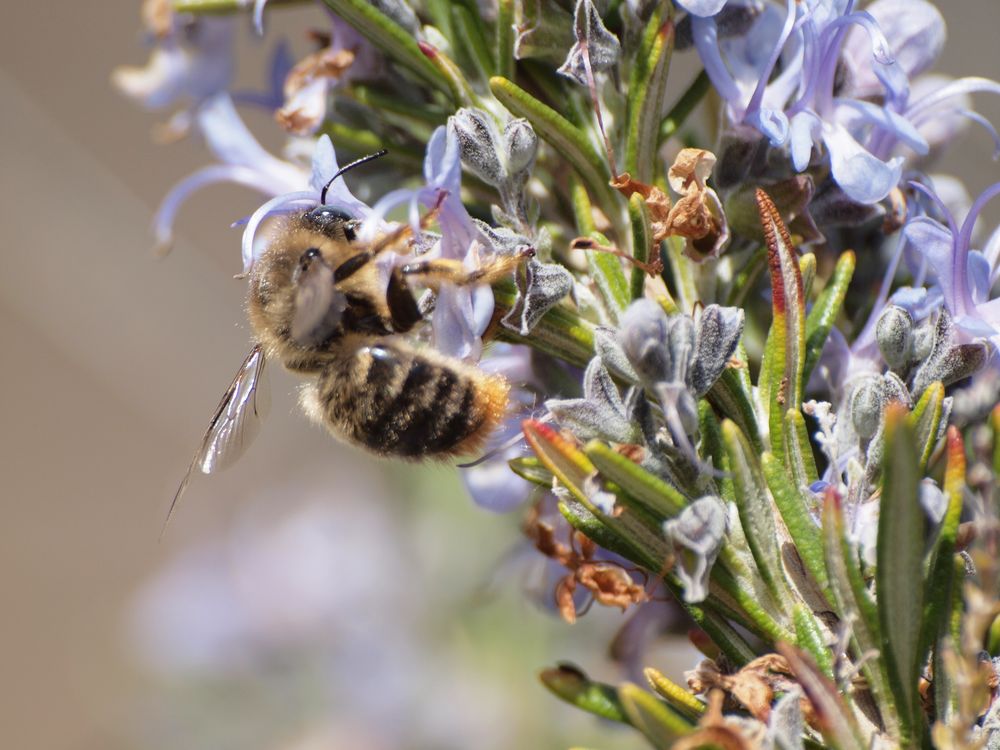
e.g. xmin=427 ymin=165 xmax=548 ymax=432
xmin=116 ymin=0 xmax=1000 ymax=747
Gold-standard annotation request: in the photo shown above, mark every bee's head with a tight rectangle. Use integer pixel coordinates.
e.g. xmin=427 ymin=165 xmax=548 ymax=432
xmin=302 ymin=206 xmax=358 ymax=241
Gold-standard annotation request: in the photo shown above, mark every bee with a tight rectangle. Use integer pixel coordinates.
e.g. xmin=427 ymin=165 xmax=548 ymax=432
xmin=169 ymin=152 xmax=529 ymax=524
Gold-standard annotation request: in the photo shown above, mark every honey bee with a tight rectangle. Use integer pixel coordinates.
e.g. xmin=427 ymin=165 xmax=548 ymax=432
xmin=169 ymin=153 xmax=529 ymax=523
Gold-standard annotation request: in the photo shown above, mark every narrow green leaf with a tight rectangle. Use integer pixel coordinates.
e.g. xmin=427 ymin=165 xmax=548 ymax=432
xmin=762 ymin=452 xmax=829 ymax=595
xmin=495 ymin=0 xmax=515 ymax=80
xmin=804 ymin=250 xmax=855 ymax=381
xmin=321 ymin=0 xmax=448 ymax=92
xmin=508 ymin=456 xmax=553 ymax=486
xmin=570 ymin=177 xmax=597 ymax=236
xmin=687 ymin=609 xmax=757 ymax=667
xmin=624 ymin=6 xmax=675 ymax=183
xmin=698 ymin=401 xmax=730 ymax=500
xmin=540 ymin=665 xmax=629 ymax=724
xmin=821 ymin=491 xmax=899 ymax=737
xmin=584 ymin=440 xmax=687 ymax=518
xmin=644 ymin=668 xmax=705 ymax=720
xmin=706 ymin=363 xmax=763 ymax=454
xmin=628 ymin=193 xmax=652 ymax=300
xmin=794 ymin=604 xmax=834 ymax=680
xmin=784 ymin=408 xmax=819 ymax=487
xmin=923 ymin=427 xmax=965 ymax=722
xmin=490 ymin=76 xmax=619 ymax=214
xmin=757 ymin=190 xmax=805 ymax=464
xmin=618 ymin=683 xmax=693 ymax=748
xmin=799 ymin=252 xmax=816 ymax=302
xmin=558 ymin=500 xmax=659 ymax=570
xmin=710 ymin=562 xmax=796 ymax=645
xmin=722 ymin=420 xmax=794 ymax=611
xmin=524 ymin=421 xmax=672 ymax=566
xmin=907 ymin=381 xmax=944 ymax=471
xmin=319 ymin=121 xmax=424 ymax=169
xmin=348 ymin=84 xmax=447 ymax=127
xmin=587 ymin=233 xmax=631 ymax=319
xmin=877 ymin=405 xmax=927 ymax=744
xmin=659 ymin=70 xmax=711 ymax=143
xmin=451 ymin=3 xmax=495 ymax=80
xmin=664 ymin=235 xmax=697 ymax=313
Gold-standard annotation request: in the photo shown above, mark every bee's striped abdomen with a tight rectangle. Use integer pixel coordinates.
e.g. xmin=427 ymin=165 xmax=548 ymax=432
xmin=303 ymin=342 xmax=508 ymax=459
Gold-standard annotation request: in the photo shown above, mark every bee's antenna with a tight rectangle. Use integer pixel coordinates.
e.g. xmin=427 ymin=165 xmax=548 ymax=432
xmin=320 ymin=149 xmax=388 ymax=205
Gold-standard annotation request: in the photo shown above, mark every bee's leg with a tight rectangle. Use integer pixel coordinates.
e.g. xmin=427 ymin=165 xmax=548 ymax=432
xmin=400 ymin=247 xmax=534 ymax=289
xmin=386 ymin=265 xmax=422 ymax=333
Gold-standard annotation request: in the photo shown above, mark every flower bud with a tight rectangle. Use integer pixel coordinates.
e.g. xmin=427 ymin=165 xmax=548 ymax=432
xmin=664 ymin=496 xmax=727 ymax=603
xmin=876 ymin=304 xmax=914 ymax=369
xmin=503 ymin=118 xmax=537 ymax=176
xmin=690 ymin=305 xmax=744 ymax=396
xmin=619 ymin=299 xmax=672 ymax=385
xmin=850 ymin=377 xmax=884 ymax=439
xmin=557 ymin=0 xmax=621 ymax=85
xmin=450 ymin=108 xmax=505 ymax=186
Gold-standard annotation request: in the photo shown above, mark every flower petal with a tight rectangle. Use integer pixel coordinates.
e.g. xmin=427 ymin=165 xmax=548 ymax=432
xmin=822 ymin=122 xmax=902 ymax=204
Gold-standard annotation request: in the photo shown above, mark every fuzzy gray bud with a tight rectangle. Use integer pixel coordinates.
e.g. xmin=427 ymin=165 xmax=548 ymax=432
xmin=503 ymin=118 xmax=537 ymax=176
xmin=849 ymin=373 xmax=910 ymax=439
xmin=690 ymin=305 xmax=744 ymax=396
xmin=450 ymin=108 xmax=505 ymax=186
xmin=664 ymin=496 xmax=728 ymax=603
xmin=619 ymin=299 xmax=672 ymax=385
xmin=557 ymin=0 xmax=621 ymax=85
xmin=850 ymin=377 xmax=884 ymax=439
xmin=876 ymin=304 xmax=914 ymax=369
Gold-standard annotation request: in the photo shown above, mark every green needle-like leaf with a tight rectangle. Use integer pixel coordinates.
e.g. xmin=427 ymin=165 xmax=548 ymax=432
xmin=659 ymin=70 xmax=711 ymax=143
xmin=586 ymin=233 xmax=631 ymax=319
xmin=877 ymin=405 xmax=927 ymax=744
xmin=584 ymin=440 xmax=688 ymax=518
xmin=804 ymin=251 xmax=855 ymax=382
xmin=644 ymin=668 xmax=706 ymax=720
xmin=628 ymin=193 xmax=653 ymax=300
xmin=763 ymin=451 xmax=829 ymax=595
xmin=321 ymin=0 xmax=448 ymax=93
xmin=821 ymin=491 xmax=899 ymax=739
xmin=624 ymin=5 xmax=675 ymax=183
xmin=757 ymin=190 xmax=805 ymax=464
xmin=540 ymin=665 xmax=630 ymax=724
xmin=490 ymin=76 xmax=621 ymax=222
xmin=618 ymin=683 xmax=693 ymax=748
xmin=923 ymin=427 xmax=965 ymax=723
xmin=907 ymin=381 xmax=944 ymax=471
xmin=794 ymin=604 xmax=834 ymax=680
xmin=722 ymin=420 xmax=795 ymax=613
xmin=496 ymin=0 xmax=515 ymax=80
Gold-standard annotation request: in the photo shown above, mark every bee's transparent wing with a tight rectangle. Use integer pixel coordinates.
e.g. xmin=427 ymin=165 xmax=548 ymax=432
xmin=164 ymin=344 xmax=270 ymax=534
xmin=291 ymin=260 xmax=348 ymax=346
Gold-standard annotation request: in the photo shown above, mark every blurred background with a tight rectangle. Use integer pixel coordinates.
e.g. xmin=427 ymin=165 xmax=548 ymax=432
xmin=0 ymin=2 xmax=998 ymax=748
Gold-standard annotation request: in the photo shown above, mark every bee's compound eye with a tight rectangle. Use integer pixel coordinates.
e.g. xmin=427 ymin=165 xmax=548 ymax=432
xmin=305 ymin=207 xmax=358 ymax=240
xmin=306 ymin=206 xmax=353 ymax=224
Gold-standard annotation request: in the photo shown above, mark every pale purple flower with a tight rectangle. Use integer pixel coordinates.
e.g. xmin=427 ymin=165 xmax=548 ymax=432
xmin=903 ymin=180 xmax=1000 ymax=348
xmin=274 ymin=11 xmax=384 ymax=136
xmin=240 ymin=130 xmax=374 ymax=272
xmin=153 ymin=92 xmax=316 ymax=258
xmin=691 ymin=0 xmax=1000 ymax=204
xmin=364 ymin=123 xmax=495 ymax=361
xmin=112 ymin=14 xmax=235 ymax=110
